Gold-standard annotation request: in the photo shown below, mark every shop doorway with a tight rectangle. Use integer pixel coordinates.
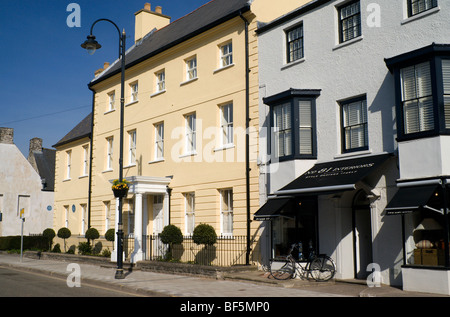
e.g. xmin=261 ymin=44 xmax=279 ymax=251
xmin=352 ymin=190 xmax=373 ymax=279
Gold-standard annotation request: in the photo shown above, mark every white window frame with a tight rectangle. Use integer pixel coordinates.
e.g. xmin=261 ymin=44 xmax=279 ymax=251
xmin=65 ymin=150 xmax=72 ymax=180
xmin=220 ymin=42 xmax=233 ymax=68
xmin=128 ymin=130 xmax=137 ymax=166
xmin=220 ymin=103 xmax=233 ymax=146
xmin=130 ymin=82 xmax=138 ymax=103
xmin=82 ymin=145 xmax=89 ymax=176
xmin=220 ymin=189 xmax=233 ymax=237
xmin=156 ymin=70 xmax=165 ymax=93
xmin=185 ymin=113 xmax=196 ymax=154
xmin=104 ymin=201 xmax=111 ymax=232
xmin=108 ymin=91 xmax=115 ymax=111
xmin=106 ymin=137 xmax=114 ymax=170
xmin=80 ymin=204 xmax=87 ymax=235
xmin=155 ymin=122 xmax=164 ymax=160
xmin=64 ymin=205 xmax=69 ymax=228
xmin=186 ymin=56 xmax=197 ymax=81
xmin=184 ymin=193 xmax=195 ymax=235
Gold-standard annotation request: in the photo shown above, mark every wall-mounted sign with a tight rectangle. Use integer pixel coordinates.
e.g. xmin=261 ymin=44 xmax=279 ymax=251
xmin=47 ymin=205 xmax=52 ymax=211
xmin=72 ymin=204 xmax=76 ymax=213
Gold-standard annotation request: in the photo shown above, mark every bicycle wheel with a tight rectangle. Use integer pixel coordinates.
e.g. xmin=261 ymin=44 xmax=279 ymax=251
xmin=309 ymin=255 xmax=336 ymax=282
xmin=269 ymin=257 xmax=295 ymax=280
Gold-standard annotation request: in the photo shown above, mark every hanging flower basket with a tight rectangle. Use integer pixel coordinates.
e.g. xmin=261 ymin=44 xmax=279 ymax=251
xmin=112 ymin=179 xmax=130 ymax=198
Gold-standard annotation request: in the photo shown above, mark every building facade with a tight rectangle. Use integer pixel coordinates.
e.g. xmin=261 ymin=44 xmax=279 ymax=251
xmin=53 ymin=0 xmax=308 ymax=264
xmin=256 ymin=0 xmax=450 ymax=294
xmin=0 ymin=128 xmax=54 ymax=237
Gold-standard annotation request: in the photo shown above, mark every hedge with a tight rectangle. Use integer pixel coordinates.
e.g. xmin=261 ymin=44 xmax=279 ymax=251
xmin=0 ymin=235 xmax=48 ymax=251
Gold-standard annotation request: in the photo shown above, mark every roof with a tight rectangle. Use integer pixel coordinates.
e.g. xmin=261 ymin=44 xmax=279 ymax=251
xmin=53 ymin=113 xmax=92 ymax=148
xmin=256 ymin=0 xmax=331 ymax=34
xmin=31 ymin=148 xmax=56 ymax=191
xmin=89 ymin=0 xmax=251 ymax=87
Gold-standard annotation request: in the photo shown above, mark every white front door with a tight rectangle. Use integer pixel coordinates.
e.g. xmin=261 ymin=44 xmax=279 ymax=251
xmin=153 ymin=195 xmax=165 ymax=258
xmin=153 ymin=195 xmax=164 ymax=235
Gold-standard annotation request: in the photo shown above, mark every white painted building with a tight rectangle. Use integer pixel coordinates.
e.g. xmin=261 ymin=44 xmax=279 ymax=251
xmin=0 ymin=128 xmax=54 ymax=237
xmin=255 ymin=0 xmax=450 ymax=294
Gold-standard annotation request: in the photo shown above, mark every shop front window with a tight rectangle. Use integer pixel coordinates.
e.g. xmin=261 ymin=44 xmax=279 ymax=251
xmin=271 ymin=197 xmax=318 ymax=261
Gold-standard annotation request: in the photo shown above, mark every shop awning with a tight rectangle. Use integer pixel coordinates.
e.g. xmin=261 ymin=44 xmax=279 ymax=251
xmin=273 ymin=153 xmax=392 ymax=196
xmin=385 ymin=185 xmax=441 ymax=215
xmin=253 ymin=197 xmax=292 ymax=221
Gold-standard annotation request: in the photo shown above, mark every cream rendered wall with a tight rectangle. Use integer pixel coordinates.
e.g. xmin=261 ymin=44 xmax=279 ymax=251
xmin=87 ymin=0 xmax=312 ymax=241
xmin=53 ymin=138 xmax=90 ymax=236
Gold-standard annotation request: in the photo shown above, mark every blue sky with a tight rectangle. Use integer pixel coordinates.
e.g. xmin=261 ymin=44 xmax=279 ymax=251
xmin=0 ymin=0 xmax=210 ymax=156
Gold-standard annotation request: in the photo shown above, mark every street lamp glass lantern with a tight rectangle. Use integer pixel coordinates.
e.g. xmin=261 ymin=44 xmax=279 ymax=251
xmin=81 ymin=35 xmax=102 ymax=55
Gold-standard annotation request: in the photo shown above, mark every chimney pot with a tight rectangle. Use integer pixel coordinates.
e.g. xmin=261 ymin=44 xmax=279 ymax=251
xmin=144 ymin=3 xmax=151 ymax=11
xmin=155 ymin=6 xmax=162 ymax=14
xmin=103 ymin=62 xmax=110 ymax=70
xmin=0 ymin=127 xmax=14 ymax=144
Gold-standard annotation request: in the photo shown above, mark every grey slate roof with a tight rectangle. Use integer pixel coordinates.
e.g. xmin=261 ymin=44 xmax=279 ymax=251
xmin=32 ymin=148 xmax=56 ymax=191
xmin=90 ymin=0 xmax=251 ymax=87
xmin=53 ymin=113 xmax=92 ymax=148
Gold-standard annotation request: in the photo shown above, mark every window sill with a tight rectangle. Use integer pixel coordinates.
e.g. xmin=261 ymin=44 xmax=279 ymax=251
xmin=213 ymin=63 xmax=235 ymax=74
xmin=333 ymin=36 xmax=363 ymax=51
xmin=214 ymin=144 xmax=235 ymax=152
xmin=124 ymin=164 xmax=136 ymax=169
xmin=179 ymin=152 xmax=197 ymax=159
xmin=334 ymin=149 xmax=372 ymax=160
xmin=180 ymin=77 xmax=198 ymax=86
xmin=102 ymin=169 xmax=113 ymax=173
xmin=148 ymin=158 xmax=164 ymax=164
xmin=78 ymin=175 xmax=88 ymax=179
xmin=281 ymin=57 xmax=305 ymax=71
xmin=150 ymin=90 xmax=166 ymax=98
xmin=125 ymin=100 xmax=138 ymax=107
xmin=63 ymin=178 xmax=72 ymax=182
xmin=104 ymin=109 xmax=115 ymax=115
xmin=401 ymin=6 xmax=440 ymax=25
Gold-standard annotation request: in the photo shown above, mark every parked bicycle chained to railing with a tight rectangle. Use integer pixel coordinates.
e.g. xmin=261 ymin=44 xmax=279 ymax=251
xmin=269 ymin=242 xmax=336 ymax=282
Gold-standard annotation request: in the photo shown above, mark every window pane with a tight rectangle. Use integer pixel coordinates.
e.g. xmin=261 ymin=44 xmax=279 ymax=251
xmin=299 ymin=100 xmax=312 ymax=155
xmin=442 ymin=60 xmax=450 ymax=95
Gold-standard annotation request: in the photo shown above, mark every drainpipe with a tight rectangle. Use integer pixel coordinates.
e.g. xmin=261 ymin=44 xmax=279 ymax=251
xmin=239 ymin=11 xmax=251 ymax=266
xmin=88 ymin=87 xmax=96 ymax=230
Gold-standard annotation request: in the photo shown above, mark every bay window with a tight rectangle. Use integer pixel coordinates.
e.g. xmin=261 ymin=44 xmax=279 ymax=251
xmin=264 ymin=89 xmax=319 ymax=161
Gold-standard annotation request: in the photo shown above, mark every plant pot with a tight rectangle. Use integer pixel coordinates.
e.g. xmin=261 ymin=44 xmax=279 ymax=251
xmin=113 ymin=188 xmax=128 ymax=198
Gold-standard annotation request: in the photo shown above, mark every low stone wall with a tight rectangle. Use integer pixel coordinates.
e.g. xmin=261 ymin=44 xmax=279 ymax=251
xmin=23 ymin=251 xmax=257 ymax=279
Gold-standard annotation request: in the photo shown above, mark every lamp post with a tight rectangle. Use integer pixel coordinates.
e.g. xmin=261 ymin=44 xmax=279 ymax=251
xmin=82 ymin=19 xmax=126 ymax=279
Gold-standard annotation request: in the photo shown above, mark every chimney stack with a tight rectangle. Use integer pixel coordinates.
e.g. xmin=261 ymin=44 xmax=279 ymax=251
xmin=29 ymin=137 xmax=43 ymax=153
xmin=134 ymin=3 xmax=171 ymax=43
xmin=0 ymin=127 xmax=14 ymax=144
xmin=94 ymin=61 xmax=111 ymax=77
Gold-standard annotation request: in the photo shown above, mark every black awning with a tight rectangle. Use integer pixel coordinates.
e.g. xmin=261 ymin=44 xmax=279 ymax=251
xmin=385 ymin=185 xmax=441 ymax=215
xmin=274 ymin=153 xmax=392 ymax=196
xmin=253 ymin=197 xmax=292 ymax=221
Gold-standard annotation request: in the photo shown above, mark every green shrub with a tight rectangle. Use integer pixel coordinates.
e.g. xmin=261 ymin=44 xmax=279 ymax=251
xmin=105 ymin=228 xmax=115 ymax=242
xmin=52 ymin=243 xmax=61 ymax=253
xmin=85 ymin=228 xmax=100 ymax=246
xmin=78 ymin=242 xmax=92 ymax=255
xmin=57 ymin=227 xmax=71 ymax=252
xmin=160 ymin=225 xmax=183 ymax=245
xmin=0 ymin=236 xmax=48 ymax=251
xmin=192 ymin=223 xmax=217 ymax=246
xmin=43 ymin=228 xmax=56 ymax=251
xmin=101 ymin=249 xmax=111 ymax=257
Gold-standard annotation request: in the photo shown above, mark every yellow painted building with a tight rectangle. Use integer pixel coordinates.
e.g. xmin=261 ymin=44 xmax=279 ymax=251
xmin=53 ymin=0 xmax=309 ymax=264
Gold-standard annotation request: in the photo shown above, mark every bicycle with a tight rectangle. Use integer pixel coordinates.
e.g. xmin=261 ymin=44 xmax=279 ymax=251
xmin=269 ymin=243 xmax=336 ymax=282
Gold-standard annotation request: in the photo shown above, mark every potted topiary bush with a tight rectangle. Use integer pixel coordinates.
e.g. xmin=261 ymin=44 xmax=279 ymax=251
xmin=42 ymin=228 xmax=56 ymax=252
xmin=57 ymin=227 xmax=71 ymax=252
xmin=160 ymin=224 xmax=183 ymax=261
xmin=192 ymin=223 xmax=217 ymax=246
xmin=85 ymin=228 xmax=100 ymax=253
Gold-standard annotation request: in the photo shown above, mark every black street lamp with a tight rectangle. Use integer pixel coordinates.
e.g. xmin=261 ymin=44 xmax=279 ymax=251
xmin=82 ymin=19 xmax=126 ymax=279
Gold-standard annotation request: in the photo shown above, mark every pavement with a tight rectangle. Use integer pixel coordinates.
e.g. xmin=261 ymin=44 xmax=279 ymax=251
xmin=0 ymin=252 xmax=446 ymax=298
